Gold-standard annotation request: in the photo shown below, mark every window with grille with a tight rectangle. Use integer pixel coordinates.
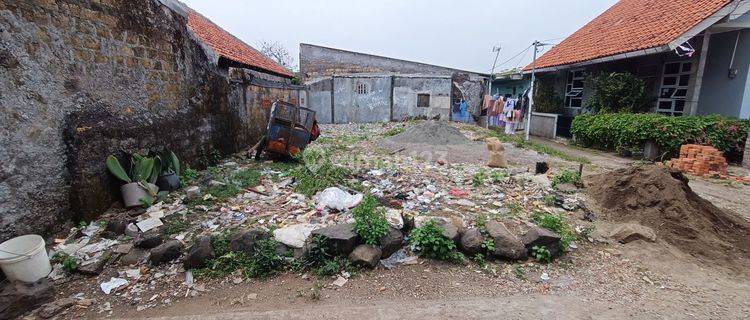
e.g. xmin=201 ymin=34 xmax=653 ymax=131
xmin=656 ymin=62 xmax=692 ymax=116
xmin=417 ymin=94 xmax=430 ymax=108
xmin=564 ymin=69 xmax=585 ymax=109
xmin=356 ymin=83 xmax=368 ymax=95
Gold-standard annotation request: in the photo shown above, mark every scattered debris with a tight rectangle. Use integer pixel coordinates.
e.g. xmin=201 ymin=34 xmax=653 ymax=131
xmin=100 ymin=278 xmax=128 ymax=295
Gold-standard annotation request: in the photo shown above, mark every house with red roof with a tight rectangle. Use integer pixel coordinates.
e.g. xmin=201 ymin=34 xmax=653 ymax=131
xmin=525 ymin=0 xmax=750 ymax=130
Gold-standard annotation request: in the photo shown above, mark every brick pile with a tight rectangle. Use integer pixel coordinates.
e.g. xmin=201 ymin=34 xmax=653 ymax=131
xmin=666 ymin=144 xmax=728 ymax=177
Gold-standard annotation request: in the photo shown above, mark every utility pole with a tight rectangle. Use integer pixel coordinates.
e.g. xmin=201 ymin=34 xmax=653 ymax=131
xmin=488 ymin=46 xmax=502 ymax=96
xmin=525 ymin=41 xmax=551 ymax=141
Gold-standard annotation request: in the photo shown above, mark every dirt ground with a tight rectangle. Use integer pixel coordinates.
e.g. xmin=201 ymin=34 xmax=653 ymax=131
xmin=52 ymin=122 xmax=750 ymax=319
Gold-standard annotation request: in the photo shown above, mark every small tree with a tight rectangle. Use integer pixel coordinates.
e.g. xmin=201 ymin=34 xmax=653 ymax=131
xmin=586 ymin=72 xmax=651 ymax=113
xmin=533 ymin=79 xmax=563 ymax=114
xmin=258 ymin=41 xmax=297 ymax=71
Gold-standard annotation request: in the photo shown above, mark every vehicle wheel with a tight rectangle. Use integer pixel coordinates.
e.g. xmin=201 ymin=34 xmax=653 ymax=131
xmin=255 ymin=136 xmax=267 ymax=161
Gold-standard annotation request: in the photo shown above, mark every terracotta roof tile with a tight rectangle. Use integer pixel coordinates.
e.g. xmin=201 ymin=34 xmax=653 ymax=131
xmin=186 ymin=9 xmax=294 ymax=78
xmin=525 ymin=0 xmax=732 ymax=71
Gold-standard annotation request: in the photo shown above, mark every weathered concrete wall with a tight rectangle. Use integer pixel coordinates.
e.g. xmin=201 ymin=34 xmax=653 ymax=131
xmin=452 ymin=73 xmax=485 ymax=116
xmin=698 ymin=30 xmax=750 ymax=118
xmin=307 ymin=78 xmax=333 ymax=123
xmin=744 ymin=133 xmax=750 ymax=169
xmin=333 ymin=76 xmax=391 ymax=124
xmin=0 ymin=0 xmax=290 ymax=241
xmin=393 ymin=77 xmax=451 ymax=121
xmin=300 ymin=43 xmax=471 ymax=78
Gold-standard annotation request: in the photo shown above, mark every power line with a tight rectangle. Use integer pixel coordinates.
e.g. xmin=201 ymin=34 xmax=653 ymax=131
xmin=485 ymin=44 xmax=534 ymax=73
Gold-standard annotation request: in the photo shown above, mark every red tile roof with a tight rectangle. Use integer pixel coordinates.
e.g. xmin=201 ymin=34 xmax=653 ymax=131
xmin=186 ymin=9 xmax=294 ymax=78
xmin=525 ymin=0 xmax=732 ymax=71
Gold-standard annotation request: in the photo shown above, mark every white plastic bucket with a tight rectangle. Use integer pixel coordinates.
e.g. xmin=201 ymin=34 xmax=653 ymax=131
xmin=0 ymin=235 xmax=52 ymax=283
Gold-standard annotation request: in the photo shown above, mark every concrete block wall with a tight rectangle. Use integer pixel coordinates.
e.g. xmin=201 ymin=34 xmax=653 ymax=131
xmin=393 ymin=77 xmax=451 ymax=121
xmin=0 ymin=0 xmax=288 ymax=240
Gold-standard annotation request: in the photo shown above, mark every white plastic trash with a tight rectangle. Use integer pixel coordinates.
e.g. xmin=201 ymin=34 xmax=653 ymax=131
xmin=0 ymin=234 xmax=52 ymax=283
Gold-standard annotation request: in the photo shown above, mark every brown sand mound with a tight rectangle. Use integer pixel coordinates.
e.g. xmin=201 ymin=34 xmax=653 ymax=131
xmin=588 ymin=165 xmax=750 ymax=267
xmin=384 ymin=121 xmax=470 ymax=145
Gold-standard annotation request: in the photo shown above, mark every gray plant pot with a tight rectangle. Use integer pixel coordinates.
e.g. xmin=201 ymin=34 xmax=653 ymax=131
xmin=121 ymin=183 xmax=154 ymax=208
xmin=156 ymin=173 xmax=181 ymax=192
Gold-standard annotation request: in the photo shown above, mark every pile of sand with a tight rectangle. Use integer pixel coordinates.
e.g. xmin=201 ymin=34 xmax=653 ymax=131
xmin=384 ymin=121 xmax=470 ymax=145
xmin=588 ymin=165 xmax=750 ymax=267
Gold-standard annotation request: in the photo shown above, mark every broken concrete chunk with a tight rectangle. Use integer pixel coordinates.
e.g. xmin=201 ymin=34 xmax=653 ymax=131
xmin=311 ymin=223 xmax=360 ymax=255
xmin=125 ymin=223 xmax=140 ymax=237
xmin=348 ymin=245 xmax=381 ymax=268
xmin=37 ymin=297 xmax=76 ymax=319
xmin=184 ymin=236 xmax=216 ymax=270
xmin=134 ymin=230 xmax=163 ymax=249
xmin=273 ymin=224 xmax=319 ymax=248
xmin=120 ymin=248 xmax=148 ymax=266
xmin=385 ymin=209 xmax=404 ymax=230
xmin=486 ymin=221 xmax=527 ymax=260
xmin=379 ymin=227 xmax=404 ymax=259
xmin=459 ymin=228 xmax=485 ymax=255
xmin=77 ymin=252 xmax=111 ymax=276
xmin=149 ymin=240 xmax=183 ymax=265
xmin=608 ymin=223 xmax=657 ymax=244
xmin=185 ymin=186 xmax=201 ymax=200
xmin=522 ymin=227 xmax=562 ymax=257
xmin=229 ymin=229 xmax=269 ymax=255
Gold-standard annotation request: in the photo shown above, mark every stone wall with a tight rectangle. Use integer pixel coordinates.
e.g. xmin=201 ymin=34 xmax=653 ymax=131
xmin=0 ymin=0 xmax=293 ymax=241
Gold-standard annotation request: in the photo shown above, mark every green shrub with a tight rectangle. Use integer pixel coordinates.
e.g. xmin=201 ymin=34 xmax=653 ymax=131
xmin=586 ymin=72 xmax=651 ymax=113
xmin=290 ymin=147 xmax=351 ymax=196
xmin=352 ymin=195 xmax=390 ymax=245
xmin=571 ymin=113 xmax=750 ymax=160
xmin=531 ymin=245 xmax=552 ymax=263
xmin=533 ymin=79 xmax=563 ymax=114
xmin=409 ymin=219 xmax=464 ymax=263
xmin=194 ymin=238 xmax=286 ymax=280
xmin=551 ymin=169 xmax=582 ymax=188
xmin=302 ymin=235 xmax=355 ymax=277
xmin=532 ymin=212 xmax=576 ymax=250
xmin=244 ymin=239 xmax=286 ymax=278
xmin=472 ymin=170 xmax=487 ymax=187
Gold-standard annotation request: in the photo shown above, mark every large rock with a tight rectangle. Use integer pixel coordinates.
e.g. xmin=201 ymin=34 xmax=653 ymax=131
xmin=229 ymin=229 xmax=270 ymax=255
xmin=105 ymin=219 xmax=130 ymax=236
xmin=134 ymin=230 xmax=163 ymax=249
xmin=0 ymin=279 xmax=54 ymax=320
xmin=311 ymin=223 xmax=360 ymax=255
xmin=522 ymin=227 xmax=562 ymax=257
xmin=149 ymin=240 xmax=183 ymax=265
xmin=37 ymin=298 xmax=76 ymax=319
xmin=379 ymin=227 xmax=404 ymax=259
xmin=608 ymin=223 xmax=656 ymax=244
xmin=184 ymin=236 xmax=215 ymax=269
xmin=185 ymin=186 xmax=202 ymax=200
xmin=348 ymin=245 xmax=381 ymax=268
xmin=459 ymin=228 xmax=485 ymax=255
xmin=486 ymin=221 xmax=527 ymax=260
xmin=274 ymin=224 xmax=320 ymax=248
xmin=414 ymin=216 xmax=461 ymax=242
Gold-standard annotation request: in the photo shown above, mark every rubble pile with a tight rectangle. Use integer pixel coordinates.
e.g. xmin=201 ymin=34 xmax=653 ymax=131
xmin=19 ymin=121 xmax=592 ymax=318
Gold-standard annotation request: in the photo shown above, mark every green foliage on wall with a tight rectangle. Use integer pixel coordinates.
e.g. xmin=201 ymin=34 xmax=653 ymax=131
xmin=585 ymin=72 xmax=652 ymax=113
xmin=532 ymin=79 xmax=563 ymax=114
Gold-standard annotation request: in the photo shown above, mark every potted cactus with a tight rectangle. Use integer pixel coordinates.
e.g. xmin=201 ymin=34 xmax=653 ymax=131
xmin=106 ymin=153 xmax=159 ymax=208
xmin=155 ymin=151 xmax=181 ymax=192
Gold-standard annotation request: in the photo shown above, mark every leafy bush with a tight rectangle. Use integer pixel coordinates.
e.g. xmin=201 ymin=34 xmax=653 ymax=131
xmin=531 ymin=245 xmax=552 ymax=263
xmin=571 ymin=113 xmax=750 ymax=160
xmin=532 ymin=212 xmax=576 ymax=250
xmin=551 ymin=169 xmax=582 ymax=188
xmin=352 ymin=195 xmax=390 ymax=245
xmin=409 ymin=219 xmax=464 ymax=263
xmin=586 ymin=72 xmax=651 ymax=113
xmin=290 ymin=147 xmax=351 ymax=196
xmin=533 ymin=79 xmax=563 ymax=114
xmin=302 ymin=235 xmax=355 ymax=277
xmin=245 ymin=239 xmax=287 ymax=278
xmin=472 ymin=170 xmax=487 ymax=187
xmin=194 ymin=237 xmax=286 ymax=279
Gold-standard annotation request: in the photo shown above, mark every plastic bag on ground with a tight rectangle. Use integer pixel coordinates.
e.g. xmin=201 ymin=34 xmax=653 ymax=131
xmin=313 ymin=187 xmax=363 ymax=211
xmin=380 ymin=249 xmax=418 ymax=270
xmin=100 ymin=277 xmax=128 ymax=294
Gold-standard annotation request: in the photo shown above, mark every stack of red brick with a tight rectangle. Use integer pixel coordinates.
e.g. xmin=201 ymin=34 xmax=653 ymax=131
xmin=666 ymin=144 xmax=728 ymax=178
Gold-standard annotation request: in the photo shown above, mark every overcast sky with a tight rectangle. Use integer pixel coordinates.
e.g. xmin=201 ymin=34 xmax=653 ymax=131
xmin=181 ymin=0 xmax=618 ymax=73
